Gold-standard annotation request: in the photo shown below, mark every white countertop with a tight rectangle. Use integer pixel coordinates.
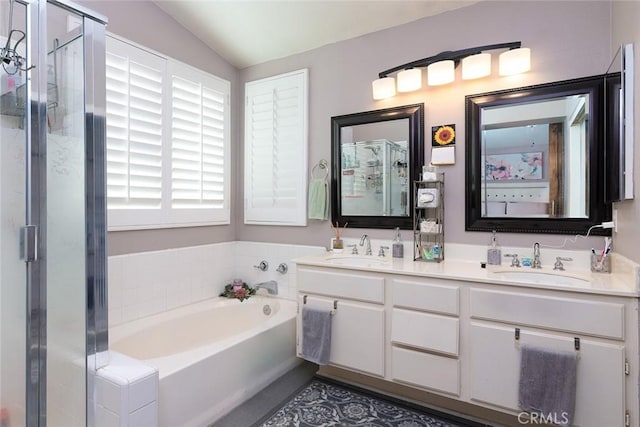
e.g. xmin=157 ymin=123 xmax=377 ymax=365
xmin=294 ymin=252 xmax=640 ymax=297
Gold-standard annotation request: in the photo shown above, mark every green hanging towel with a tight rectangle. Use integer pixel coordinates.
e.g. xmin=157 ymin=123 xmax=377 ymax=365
xmin=308 ymin=177 xmax=329 ymax=220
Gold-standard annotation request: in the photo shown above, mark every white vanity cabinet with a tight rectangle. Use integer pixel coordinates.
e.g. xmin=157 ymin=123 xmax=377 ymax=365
xmin=297 ymin=267 xmax=385 ymax=377
xmin=469 ymin=288 xmax=627 ymax=426
xmin=294 ymin=256 xmax=639 ymax=427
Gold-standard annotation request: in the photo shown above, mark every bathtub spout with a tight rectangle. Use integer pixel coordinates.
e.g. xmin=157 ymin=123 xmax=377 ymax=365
xmin=255 ymin=280 xmax=278 ymax=295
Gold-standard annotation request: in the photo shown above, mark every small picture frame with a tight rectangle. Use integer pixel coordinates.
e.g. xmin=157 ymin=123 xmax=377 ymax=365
xmin=432 ymin=124 xmax=456 ymax=147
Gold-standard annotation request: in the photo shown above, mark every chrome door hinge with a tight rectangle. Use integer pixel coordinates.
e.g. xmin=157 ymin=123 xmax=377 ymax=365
xmin=625 ymin=360 xmax=630 ymax=375
xmin=625 ymin=410 xmax=630 ymax=426
xmin=20 ymin=225 xmax=38 ymax=262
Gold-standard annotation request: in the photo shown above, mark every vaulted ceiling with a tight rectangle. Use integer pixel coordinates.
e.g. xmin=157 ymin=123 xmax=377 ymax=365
xmin=153 ymin=1 xmax=479 ymax=69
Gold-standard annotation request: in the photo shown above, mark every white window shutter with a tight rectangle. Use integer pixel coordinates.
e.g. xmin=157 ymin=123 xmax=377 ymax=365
xmin=168 ymin=62 xmax=230 ymax=225
xmin=244 ymin=69 xmax=308 ymax=225
xmin=106 ymin=37 xmax=166 ymax=228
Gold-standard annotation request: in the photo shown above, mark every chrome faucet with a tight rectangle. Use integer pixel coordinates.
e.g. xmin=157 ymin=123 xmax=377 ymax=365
xmin=532 ymin=242 xmax=542 ymax=269
xmin=554 ymin=257 xmax=573 ymax=271
xmin=359 ymin=234 xmax=372 ymax=255
xmin=255 ymin=280 xmax=278 ymax=295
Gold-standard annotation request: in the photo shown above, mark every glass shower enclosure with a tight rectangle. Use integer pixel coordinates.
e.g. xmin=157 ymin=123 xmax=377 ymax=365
xmin=341 ymin=138 xmax=409 ymax=217
xmin=0 ymin=0 xmax=107 ymax=426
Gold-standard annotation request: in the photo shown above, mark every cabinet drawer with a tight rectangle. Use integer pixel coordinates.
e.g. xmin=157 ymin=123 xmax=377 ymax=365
xmin=391 ymin=278 xmax=459 ymax=315
xmin=391 ymin=347 xmax=459 ymax=396
xmin=391 ymin=308 xmax=458 ymax=356
xmin=298 ymin=268 xmax=384 ymax=303
xmin=470 ymin=288 xmax=624 ymax=340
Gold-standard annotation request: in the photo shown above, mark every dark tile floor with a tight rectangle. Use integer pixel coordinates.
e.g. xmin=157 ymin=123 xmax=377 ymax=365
xmin=211 ymin=361 xmax=318 ymax=427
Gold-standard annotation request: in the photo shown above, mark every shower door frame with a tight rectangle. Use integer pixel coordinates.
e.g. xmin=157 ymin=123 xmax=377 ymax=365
xmin=22 ymin=0 xmax=108 ymax=425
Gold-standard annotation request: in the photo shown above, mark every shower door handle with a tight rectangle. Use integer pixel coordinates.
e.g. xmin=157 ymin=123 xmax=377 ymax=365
xmin=20 ymin=225 xmax=38 ymax=262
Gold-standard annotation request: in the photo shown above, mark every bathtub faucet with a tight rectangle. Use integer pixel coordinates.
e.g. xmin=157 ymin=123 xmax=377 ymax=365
xmin=255 ymin=280 xmax=278 ymax=295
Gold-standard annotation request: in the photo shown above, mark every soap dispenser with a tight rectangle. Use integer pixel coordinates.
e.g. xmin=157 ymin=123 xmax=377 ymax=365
xmin=487 ymin=230 xmax=502 ymax=265
xmin=392 ymin=227 xmax=404 ymax=258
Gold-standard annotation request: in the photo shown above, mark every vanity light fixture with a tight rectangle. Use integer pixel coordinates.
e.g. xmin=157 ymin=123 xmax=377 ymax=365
xmin=372 ymin=41 xmax=531 ymax=100
xmin=372 ymin=76 xmax=397 ymax=100
xmin=397 ymin=68 xmax=422 ymax=92
xmin=427 ymin=60 xmax=455 ymax=86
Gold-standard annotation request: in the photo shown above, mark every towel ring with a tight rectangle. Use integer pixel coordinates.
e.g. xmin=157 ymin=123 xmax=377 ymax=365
xmin=311 ymin=159 xmax=329 ymax=179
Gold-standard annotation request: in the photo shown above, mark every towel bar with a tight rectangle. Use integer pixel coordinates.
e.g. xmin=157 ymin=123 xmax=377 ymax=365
xmin=302 ymin=295 xmax=338 ymax=314
xmin=514 ymin=327 xmax=580 ymax=351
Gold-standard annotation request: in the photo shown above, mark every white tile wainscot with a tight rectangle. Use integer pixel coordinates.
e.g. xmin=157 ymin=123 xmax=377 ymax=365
xmin=295 ymin=251 xmax=640 ymax=427
xmin=108 ymin=242 xmax=324 ymax=327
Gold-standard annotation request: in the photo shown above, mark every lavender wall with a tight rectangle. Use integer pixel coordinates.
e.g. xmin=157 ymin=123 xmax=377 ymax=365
xmin=238 ymin=1 xmax=614 ymax=250
xmin=82 ymin=1 xmax=636 ymax=258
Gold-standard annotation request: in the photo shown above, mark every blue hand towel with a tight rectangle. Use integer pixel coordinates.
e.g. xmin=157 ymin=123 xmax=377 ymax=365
xmin=308 ymin=178 xmax=328 ymax=220
xmin=301 ymin=306 xmax=332 ymax=365
xmin=518 ymin=344 xmax=578 ymax=426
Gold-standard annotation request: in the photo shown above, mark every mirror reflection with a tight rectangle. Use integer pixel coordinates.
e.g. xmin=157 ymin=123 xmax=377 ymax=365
xmin=331 ymin=104 xmax=424 ymax=229
xmin=481 ymin=94 xmax=589 ymax=218
xmin=340 ymin=121 xmax=409 ymax=217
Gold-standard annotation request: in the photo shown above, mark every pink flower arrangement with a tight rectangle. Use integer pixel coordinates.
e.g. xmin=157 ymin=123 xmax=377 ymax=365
xmin=220 ymin=282 xmax=256 ymax=302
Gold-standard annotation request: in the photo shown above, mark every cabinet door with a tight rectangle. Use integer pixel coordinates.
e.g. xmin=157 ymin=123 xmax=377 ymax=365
xmin=298 ymin=295 xmax=385 ymax=377
xmin=469 ymin=322 xmax=625 ymax=427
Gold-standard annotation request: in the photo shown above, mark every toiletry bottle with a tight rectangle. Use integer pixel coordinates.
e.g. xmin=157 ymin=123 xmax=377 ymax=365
xmin=487 ymin=230 xmax=501 ymax=265
xmin=392 ymin=227 xmax=404 ymax=258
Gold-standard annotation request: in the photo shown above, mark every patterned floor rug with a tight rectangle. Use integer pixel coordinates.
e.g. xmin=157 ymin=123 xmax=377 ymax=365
xmin=256 ymin=378 xmax=486 ymax=427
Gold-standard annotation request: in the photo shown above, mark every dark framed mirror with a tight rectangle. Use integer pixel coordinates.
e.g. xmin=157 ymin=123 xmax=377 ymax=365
xmin=465 ymin=75 xmax=612 ymax=235
xmin=331 ymin=103 xmax=424 ymax=229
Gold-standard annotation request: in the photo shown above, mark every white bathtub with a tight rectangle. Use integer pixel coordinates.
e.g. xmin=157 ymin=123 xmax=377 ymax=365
xmin=109 ymin=296 xmax=299 ymax=427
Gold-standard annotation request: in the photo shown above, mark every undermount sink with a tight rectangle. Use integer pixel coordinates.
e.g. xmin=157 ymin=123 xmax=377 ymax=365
xmin=492 ymin=269 xmax=590 ymax=287
xmin=325 ymin=255 xmax=390 ymax=267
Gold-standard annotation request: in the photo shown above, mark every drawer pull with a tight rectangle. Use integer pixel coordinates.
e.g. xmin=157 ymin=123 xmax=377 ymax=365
xmin=515 ymin=328 xmax=520 ymax=341
xmin=303 ymin=295 xmax=308 ymax=304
